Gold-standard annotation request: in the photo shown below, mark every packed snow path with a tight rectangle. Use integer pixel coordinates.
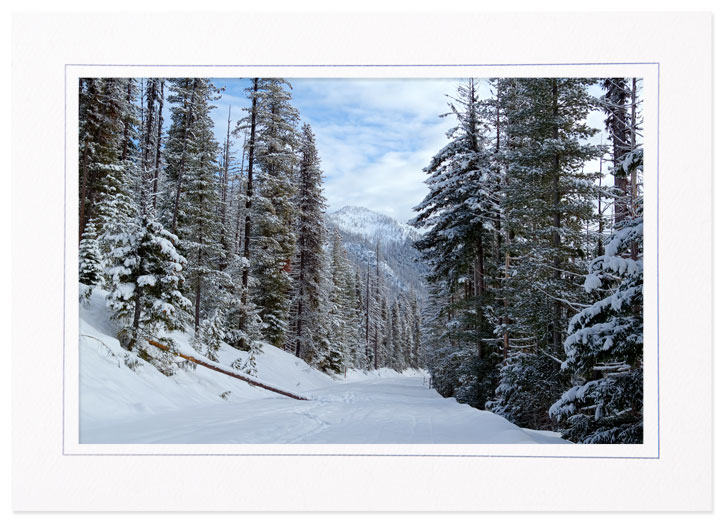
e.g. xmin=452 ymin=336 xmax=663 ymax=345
xmin=81 ymin=375 xmax=567 ymax=444
xmin=80 ymin=289 xmax=568 ymax=445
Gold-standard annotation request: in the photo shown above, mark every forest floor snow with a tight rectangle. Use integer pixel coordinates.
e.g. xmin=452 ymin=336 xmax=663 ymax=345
xmin=79 ymin=288 xmax=568 ymax=445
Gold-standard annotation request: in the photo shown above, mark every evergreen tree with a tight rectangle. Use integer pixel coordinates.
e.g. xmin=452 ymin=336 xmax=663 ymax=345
xmin=353 ymin=270 xmax=370 ymax=370
xmin=79 ymin=220 xmax=103 ymax=303
xmin=164 ymin=78 xmax=200 ymax=233
xmin=225 ymin=255 xmax=265 ymax=374
xmin=170 ymin=79 xmax=229 ymax=333
xmin=549 ymin=150 xmax=643 ymax=444
xmin=78 ymin=78 xmax=134 ymax=243
xmin=600 ymin=78 xmax=633 ymax=227
xmin=390 ymin=299 xmax=403 ymax=371
xmin=193 ymin=309 xmax=226 ymax=363
xmin=411 ymin=79 xmax=501 ymax=405
xmin=249 ymin=79 xmax=300 ymax=346
xmin=80 ymin=79 xmax=140 ymax=260
xmin=288 ymin=123 xmax=332 ymax=367
xmin=407 ymin=292 xmax=423 ymax=368
xmin=489 ymin=78 xmax=601 ymax=428
xmin=105 ymin=216 xmax=191 ymax=374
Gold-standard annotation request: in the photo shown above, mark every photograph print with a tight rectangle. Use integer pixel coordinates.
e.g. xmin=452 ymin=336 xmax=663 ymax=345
xmin=77 ymin=76 xmax=644 ymax=445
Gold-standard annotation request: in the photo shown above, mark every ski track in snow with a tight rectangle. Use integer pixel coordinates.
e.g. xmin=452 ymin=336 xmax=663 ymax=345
xmin=79 ymin=288 xmax=568 ymax=445
xmin=81 ymin=375 xmax=568 ymax=444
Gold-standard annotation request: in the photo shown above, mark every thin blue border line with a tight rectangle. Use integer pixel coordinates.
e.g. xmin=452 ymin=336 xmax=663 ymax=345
xmin=656 ymin=63 xmax=661 ymax=459
xmin=67 ymin=62 xmax=659 ymax=68
xmin=62 ymin=453 xmax=660 ymax=459
xmin=64 ymin=62 xmax=660 ymax=459
xmin=63 ymin=65 xmax=67 ymax=455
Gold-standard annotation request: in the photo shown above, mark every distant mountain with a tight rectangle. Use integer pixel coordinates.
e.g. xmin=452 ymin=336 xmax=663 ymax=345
xmin=326 ymin=206 xmax=427 ymax=300
xmin=327 ymin=205 xmax=419 ymax=245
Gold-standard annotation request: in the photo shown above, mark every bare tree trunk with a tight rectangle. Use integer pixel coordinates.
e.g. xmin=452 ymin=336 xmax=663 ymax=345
xmin=152 ymin=80 xmax=164 ymax=211
xmin=220 ymin=105 xmax=232 ymax=254
xmin=141 ymin=79 xmax=157 ymax=217
xmin=147 ymin=340 xmax=309 ymax=400
xmin=474 ymin=235 xmax=485 ymax=359
xmin=233 ymin=131 xmax=248 ymax=255
xmin=79 ymin=144 xmax=90 ymax=243
xmin=597 ymin=153 xmax=604 ymax=257
xmin=121 ymin=79 xmax=132 ymax=163
xmin=630 ymin=78 xmax=639 ymax=260
xmin=295 ymin=238 xmax=305 ymax=359
xmin=606 ymin=78 xmax=630 ymax=227
xmin=365 ymin=262 xmax=371 ymax=367
xmin=551 ymin=79 xmax=562 ymax=355
xmin=239 ymin=79 xmax=259 ymax=332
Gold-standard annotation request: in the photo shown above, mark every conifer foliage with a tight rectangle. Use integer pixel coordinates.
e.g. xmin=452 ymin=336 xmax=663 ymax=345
xmin=413 ymin=77 xmax=644 ymax=441
xmin=104 ymin=216 xmax=191 ymax=370
xmin=78 ymin=76 xmax=643 ymax=444
xmin=288 ymin=123 xmax=331 ymax=368
xmin=78 ymin=76 xmax=423 ymax=380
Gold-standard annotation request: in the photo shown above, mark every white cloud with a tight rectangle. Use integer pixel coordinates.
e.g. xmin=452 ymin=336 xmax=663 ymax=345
xmin=208 ymin=78 xmax=462 ymax=224
xmin=291 ymin=78 xmax=461 ymax=223
xmin=208 ymin=78 xmax=612 ymax=225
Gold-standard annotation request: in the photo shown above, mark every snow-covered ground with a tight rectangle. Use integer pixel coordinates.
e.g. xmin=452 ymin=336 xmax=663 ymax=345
xmin=79 ymin=289 xmax=568 ymax=445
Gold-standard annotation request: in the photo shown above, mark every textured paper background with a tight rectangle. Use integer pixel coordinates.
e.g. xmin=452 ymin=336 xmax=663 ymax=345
xmin=11 ymin=11 xmax=712 ymax=511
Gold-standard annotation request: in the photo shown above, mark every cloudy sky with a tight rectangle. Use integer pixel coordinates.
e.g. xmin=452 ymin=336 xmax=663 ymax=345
xmin=209 ymin=78 xmax=607 ymax=225
xmin=210 ymin=78 xmax=461 ymax=224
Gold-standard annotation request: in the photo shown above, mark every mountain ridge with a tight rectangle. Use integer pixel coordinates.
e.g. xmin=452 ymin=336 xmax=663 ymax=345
xmin=325 ymin=205 xmax=427 ymax=300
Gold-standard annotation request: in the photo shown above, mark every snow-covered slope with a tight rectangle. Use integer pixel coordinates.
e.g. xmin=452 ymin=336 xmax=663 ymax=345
xmin=79 ymin=289 xmax=568 ymax=444
xmin=326 ymin=206 xmax=427 ymax=298
xmin=327 ymin=205 xmax=419 ymax=244
xmin=79 ymin=289 xmax=333 ymax=435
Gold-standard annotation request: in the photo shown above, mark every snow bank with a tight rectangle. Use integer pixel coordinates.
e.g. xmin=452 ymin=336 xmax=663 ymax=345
xmin=79 ymin=288 xmax=333 ymax=434
xmin=80 ymin=288 xmax=568 ymax=445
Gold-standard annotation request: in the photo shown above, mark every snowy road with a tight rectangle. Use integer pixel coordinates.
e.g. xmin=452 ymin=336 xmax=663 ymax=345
xmin=81 ymin=375 xmax=568 ymax=444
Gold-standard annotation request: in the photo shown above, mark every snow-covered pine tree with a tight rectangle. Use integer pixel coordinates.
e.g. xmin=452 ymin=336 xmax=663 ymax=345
xmin=400 ymin=295 xmax=415 ymax=370
xmin=407 ymin=291 xmax=423 ymax=369
xmin=287 ymin=123 xmax=332 ymax=368
xmin=488 ymin=78 xmax=601 ymax=429
xmin=217 ymin=104 xmax=242 ymax=263
xmin=312 ymin=252 xmax=342 ymax=375
xmin=139 ymin=78 xmax=163 ymax=216
xmin=600 ymin=78 xmax=633 ymax=227
xmin=353 ymin=269 xmax=370 ymax=370
xmin=79 ymin=220 xmax=103 ymax=303
xmin=411 ymin=79 xmax=501 ymax=407
xmin=225 ymin=255 xmax=265 ymax=375
xmin=151 ymin=79 xmax=165 ymax=212
xmin=170 ymin=79 xmax=230 ymax=333
xmin=194 ymin=309 xmax=227 ymax=363
xmin=368 ymin=241 xmax=388 ymax=369
xmin=548 ymin=154 xmax=644 ymax=442
xmin=249 ymin=78 xmax=300 ymax=347
xmin=230 ymin=79 xmax=259 ymax=344
xmin=380 ymin=293 xmax=392 ymax=369
xmin=390 ymin=298 xmax=404 ymax=371
xmin=164 ymin=78 xmax=200 ymax=233
xmin=79 ymin=78 xmax=140 ymax=261
xmin=79 ymin=78 xmax=124 ymax=241
xmin=420 ymin=281 xmax=471 ymax=398
xmin=329 ymin=231 xmax=364 ymax=371
xmin=105 ymin=216 xmax=192 ymax=374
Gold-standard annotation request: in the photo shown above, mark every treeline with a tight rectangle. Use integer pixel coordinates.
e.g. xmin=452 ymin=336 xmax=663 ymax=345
xmin=78 ymin=77 xmax=422 ymax=377
xmin=412 ymin=78 xmax=643 ymax=444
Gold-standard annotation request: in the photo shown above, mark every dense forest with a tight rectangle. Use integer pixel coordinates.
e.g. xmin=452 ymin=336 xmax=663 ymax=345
xmin=78 ymin=76 xmax=643 ymax=445
xmin=411 ymin=78 xmax=643 ymax=444
xmin=78 ymin=77 xmax=423 ymax=382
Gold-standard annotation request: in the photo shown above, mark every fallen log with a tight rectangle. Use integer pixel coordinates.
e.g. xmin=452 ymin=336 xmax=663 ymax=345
xmin=147 ymin=339 xmax=309 ymax=401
